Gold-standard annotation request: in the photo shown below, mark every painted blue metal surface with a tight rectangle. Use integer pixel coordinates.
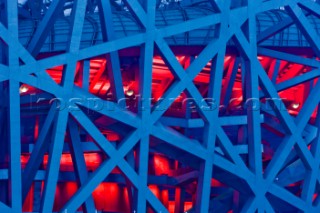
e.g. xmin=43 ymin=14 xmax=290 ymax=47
xmin=1 ymin=0 xmax=320 ymax=212
xmin=17 ymin=6 xmax=320 ymax=53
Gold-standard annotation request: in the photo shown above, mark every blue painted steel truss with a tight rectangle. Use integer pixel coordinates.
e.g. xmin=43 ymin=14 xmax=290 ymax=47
xmin=1 ymin=0 xmax=320 ymax=212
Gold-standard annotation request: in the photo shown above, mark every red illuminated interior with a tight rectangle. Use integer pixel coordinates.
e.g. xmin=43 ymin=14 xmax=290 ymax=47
xmin=20 ymin=55 xmax=313 ymax=115
xmin=20 ymin=54 xmax=317 ymax=212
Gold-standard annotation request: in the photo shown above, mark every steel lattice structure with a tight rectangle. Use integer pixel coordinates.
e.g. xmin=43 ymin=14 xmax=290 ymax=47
xmin=2 ymin=0 xmax=320 ymax=212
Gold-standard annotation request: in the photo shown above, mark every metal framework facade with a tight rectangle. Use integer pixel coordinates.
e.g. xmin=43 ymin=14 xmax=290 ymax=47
xmin=1 ymin=0 xmax=320 ymax=212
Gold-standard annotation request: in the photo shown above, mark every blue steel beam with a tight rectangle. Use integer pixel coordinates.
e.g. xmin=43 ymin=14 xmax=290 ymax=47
xmin=160 ymin=115 xmax=264 ymax=128
xmin=22 ymin=140 xmax=263 ymax=157
xmin=241 ymin=28 xmax=314 ymax=155
xmin=136 ymin=0 xmax=156 ymax=211
xmin=67 ymin=110 xmax=165 ymax=212
xmin=155 ymin=36 xmax=214 ymax=123
xmin=298 ymin=0 xmax=320 ymax=18
xmin=61 ymin=115 xmax=157 ymax=212
xmin=259 ymin=61 xmax=319 ymax=211
xmin=271 ymin=59 xmax=281 ymax=84
xmin=3 ymin=0 xmax=320 ymax=212
xmin=0 ymin=20 xmax=62 ymax=96
xmin=15 ymin=0 xmax=289 ymax=76
xmin=26 ymin=0 xmax=67 ymax=57
xmin=222 ymin=57 xmax=239 ymax=108
xmin=286 ymin=3 xmax=320 ymax=56
xmin=22 ymin=104 xmax=56 ymax=201
xmin=257 ymin=16 xmax=294 ymax=44
xmin=39 ymin=109 xmax=69 ymax=213
xmin=260 ymin=11 xmax=320 ymax=178
xmin=41 ymin=0 xmax=87 ymax=211
xmin=0 ymin=1 xmax=8 ymax=206
xmin=239 ymin=23 xmax=319 ymax=199
xmin=234 ymin=0 xmax=263 ymax=181
xmin=270 ymin=69 xmax=320 ymax=95
xmin=258 ymin=47 xmax=320 ymax=68
xmin=1 ymin=169 xmax=182 ymax=186
xmin=300 ymin=103 xmax=320 ymax=208
xmin=196 ymin=2 xmax=230 ymax=212
xmin=7 ymin=0 xmax=22 ymax=212
xmin=97 ymin=0 xmax=126 ymax=105
xmin=235 ymin=37 xmax=266 ymax=209
xmin=123 ymin=0 xmax=147 ymax=29
xmin=81 ymin=60 xmax=90 ymax=91
xmin=68 ymin=119 xmax=95 ymax=213
xmin=96 ymin=1 xmax=136 ymax=201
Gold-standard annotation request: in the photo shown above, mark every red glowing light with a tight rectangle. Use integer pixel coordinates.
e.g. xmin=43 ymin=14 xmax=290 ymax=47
xmin=168 ymin=201 xmax=193 ymax=213
xmin=34 ymin=117 xmax=39 ymax=140
xmin=20 ymin=54 xmax=315 ymax=212
xmin=19 ymin=153 xmax=103 ymax=170
xmin=149 ymin=185 xmax=160 ymax=198
xmin=35 ymin=55 xmax=311 ymax=118
xmin=154 ymin=154 xmax=171 ymax=176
